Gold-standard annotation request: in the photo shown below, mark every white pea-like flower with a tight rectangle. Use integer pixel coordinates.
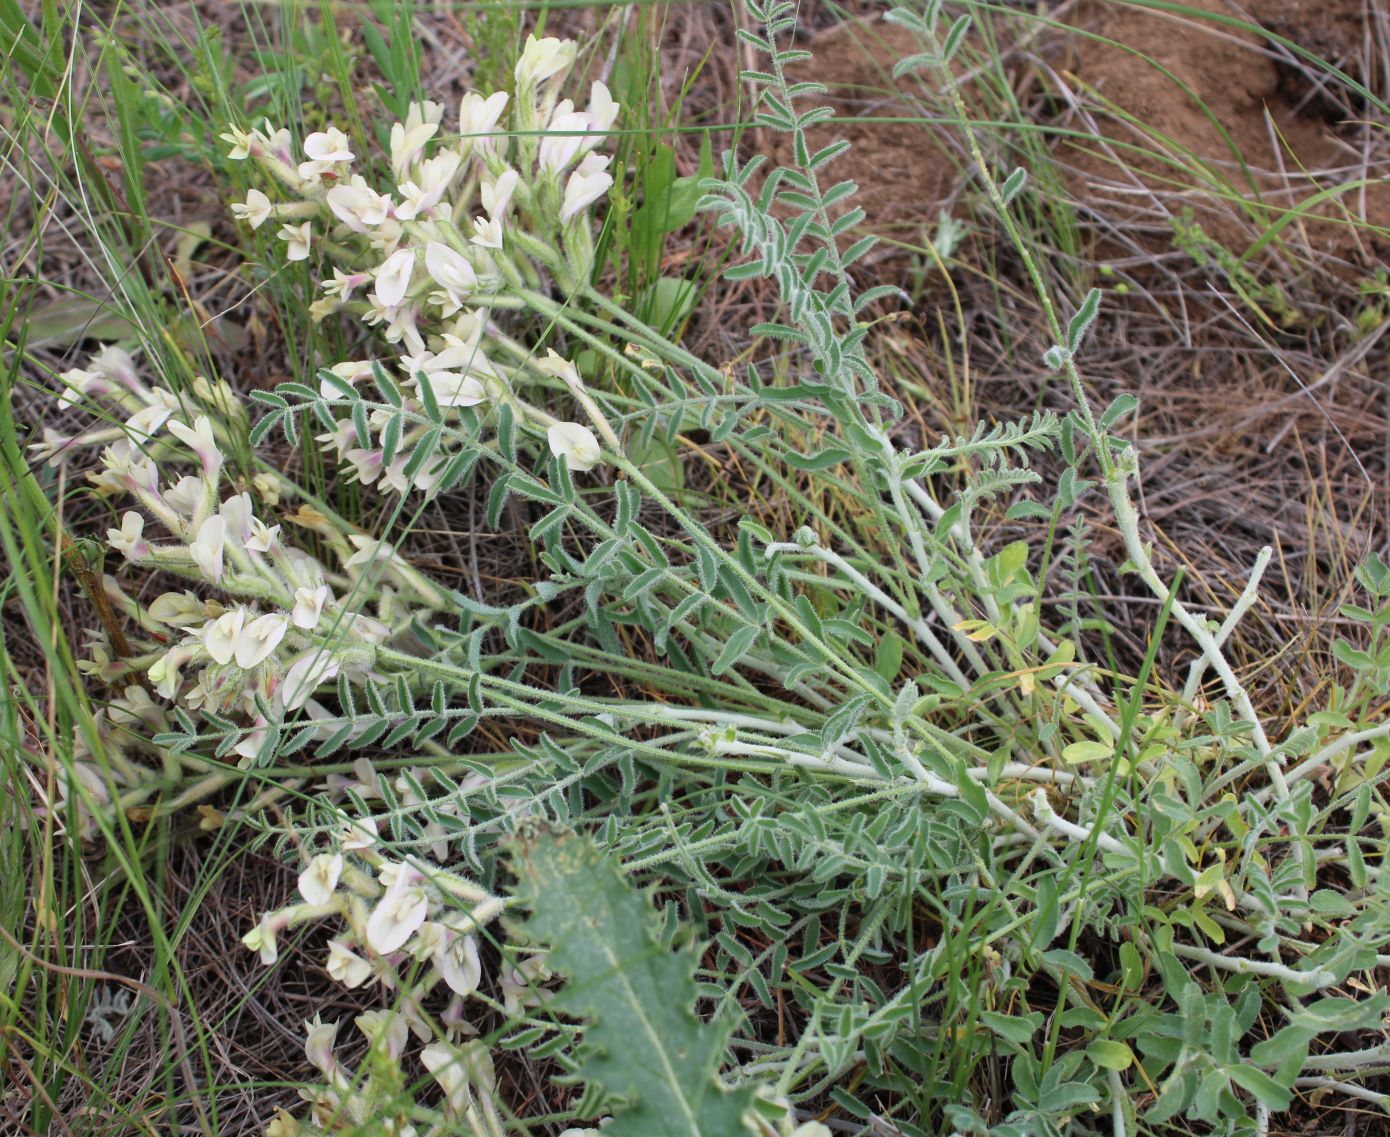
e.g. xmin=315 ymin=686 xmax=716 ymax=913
xmin=244 ymin=517 xmax=280 ymax=553
xmin=420 ymin=1040 xmax=472 ymax=1112
xmin=470 ymin=215 xmax=503 ymax=249
xmin=282 ymin=649 xmax=341 ymax=711
xmin=423 ymin=242 xmax=478 ymax=308
xmin=355 ymin=1008 xmax=408 ymax=1061
xmin=298 ymin=851 xmax=344 ymax=906
xmin=373 ymin=248 xmax=416 ymax=308
xmin=202 ymin=607 xmax=246 ymax=667
xmin=326 ymin=177 xmax=392 ymax=232
xmin=458 ymin=90 xmax=509 ymax=155
xmin=434 ymin=930 xmax=482 ymax=997
xmin=535 ymin=349 xmax=581 ymax=388
xmin=547 ymin=421 xmax=602 ymax=472
xmin=303 ymin=1015 xmax=339 ymax=1077
xmin=235 ymin=612 xmax=288 ymax=669
xmin=292 ymin=585 xmax=331 ymax=630
xmin=106 ymin=512 xmax=146 ymax=558
xmin=421 ymin=371 xmax=486 ymax=409
xmin=514 ymin=34 xmax=576 ymax=87
xmin=189 ymin=514 xmax=227 ymax=583
xmin=148 ymin=591 xmax=206 ymax=628
xmin=338 ymin=815 xmax=378 ymax=851
xmin=278 ymin=222 xmax=312 ymax=261
xmin=326 ymin=939 xmax=373 ymax=988
xmin=221 ymin=125 xmax=255 ymax=160
xmin=304 ymin=128 xmax=353 ymax=162
xmin=394 ymin=150 xmax=461 ymax=221
xmin=364 ymin=862 xmax=429 ymax=955
xmin=164 ymin=475 xmax=205 ymax=518
xmin=389 ymin=101 xmax=442 ymax=179
xmin=167 ymin=415 xmax=222 ymax=477
xmin=148 ymin=644 xmax=196 ymax=699
xmin=538 ymin=102 xmax=589 ymax=173
xmin=561 ymin=153 xmax=614 ymax=222
xmin=581 ymin=80 xmax=619 ymax=153
xmin=480 ymin=167 xmax=520 ymax=219
xmin=230 ymin=188 xmax=273 ymax=229
xmin=241 ymin=912 xmax=278 ymax=965
xmin=299 ymin=127 xmax=354 ymax=180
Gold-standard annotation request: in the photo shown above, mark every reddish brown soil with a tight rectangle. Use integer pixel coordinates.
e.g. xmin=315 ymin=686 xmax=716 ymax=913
xmin=1063 ymin=0 xmax=1390 ymax=273
xmin=778 ymin=19 xmax=965 ymax=255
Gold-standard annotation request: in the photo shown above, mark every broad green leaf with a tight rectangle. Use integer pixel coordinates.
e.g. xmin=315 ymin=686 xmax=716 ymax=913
xmin=507 ymin=826 xmax=758 ymax=1137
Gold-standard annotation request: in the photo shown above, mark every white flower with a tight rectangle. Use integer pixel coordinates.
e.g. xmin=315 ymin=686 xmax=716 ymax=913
xmin=420 ymin=1041 xmax=471 ymax=1112
xmin=365 ymin=863 xmax=429 ymax=954
xmin=167 ymin=415 xmax=222 ymax=477
xmin=242 ymin=912 xmax=278 ymax=965
xmin=148 ymin=644 xmax=196 ymax=699
xmin=434 ymin=931 xmax=482 ymax=997
xmin=395 ymin=150 xmax=460 ymax=221
xmin=372 ymin=248 xmax=416 ymax=308
xmin=232 ymin=716 xmax=271 ymax=765
xmin=423 ymin=242 xmax=478 ymax=312
xmin=27 ymin=428 xmax=72 ymax=466
xmin=538 ymin=102 xmax=588 ymax=173
xmin=547 ymin=421 xmax=602 ymax=472
xmin=326 ymin=939 xmax=373 ymax=988
xmin=219 ymin=493 xmax=255 ymax=546
xmin=344 ymin=534 xmax=399 ymax=570
xmin=148 ymin=591 xmax=206 ymax=628
xmin=110 ymin=685 xmax=164 ymax=730
xmin=231 ymin=188 xmax=273 ymax=229
xmin=189 ymin=514 xmax=227 ymax=582
xmin=581 ymin=81 xmax=619 ymax=153
xmin=326 ymin=177 xmax=392 ymax=232
xmin=282 ymin=649 xmax=340 ymax=711
xmin=514 ymin=34 xmax=575 ymax=87
xmin=338 ymin=814 xmax=378 ymax=850
xmin=259 ymin=121 xmax=292 ymax=159
xmin=458 ymin=90 xmax=509 ymax=156
xmin=481 ymin=167 xmax=520 ymax=219
xmin=107 ymin=512 xmax=146 ymax=558
xmin=535 ymin=348 xmax=581 ymax=387
xmin=355 ymin=1009 xmax=408 ymax=1060
xmin=389 ymin=100 xmax=442 ymax=179
xmin=278 ymin=222 xmax=312 ymax=261
xmin=303 ymin=1015 xmax=339 ymax=1077
xmin=298 ymin=851 xmax=344 ymax=905
xmin=789 ymin=1125 xmax=833 ymax=1137
xmin=304 ymin=128 xmax=353 ymax=163
xmin=470 ymin=215 xmax=503 ymax=249
xmin=221 ymin=125 xmax=255 ymax=160
xmin=298 ymin=127 xmax=354 ymax=178
xmin=81 ymin=345 xmax=139 ymax=391
xmin=420 ymin=371 xmax=486 ymax=409
xmin=202 ymin=607 xmax=246 ymax=666
xmin=164 ymin=475 xmax=205 ymax=518
xmin=292 ymin=585 xmax=331 ymax=630
xmin=235 ymin=612 xmax=288 ymax=669
xmin=561 ymin=153 xmax=613 ymax=222
xmin=245 ymin=517 xmax=280 ymax=553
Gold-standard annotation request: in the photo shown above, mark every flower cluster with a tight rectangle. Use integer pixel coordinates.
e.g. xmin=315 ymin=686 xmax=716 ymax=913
xmin=26 ymin=346 xmax=457 ymax=831
xmin=222 ymin=35 xmax=618 ymax=497
xmin=242 ymin=814 xmax=532 ymax=1137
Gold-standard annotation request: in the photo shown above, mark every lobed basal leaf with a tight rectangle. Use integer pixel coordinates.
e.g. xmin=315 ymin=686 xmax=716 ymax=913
xmin=507 ymin=823 xmax=759 ymax=1137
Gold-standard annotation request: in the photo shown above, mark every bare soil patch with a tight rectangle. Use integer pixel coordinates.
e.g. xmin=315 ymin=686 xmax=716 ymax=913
xmin=1061 ymin=0 xmax=1390 ymax=276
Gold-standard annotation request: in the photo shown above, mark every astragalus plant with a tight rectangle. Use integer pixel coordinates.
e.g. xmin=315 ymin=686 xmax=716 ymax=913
xmin=20 ymin=8 xmax=1390 ymax=1137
